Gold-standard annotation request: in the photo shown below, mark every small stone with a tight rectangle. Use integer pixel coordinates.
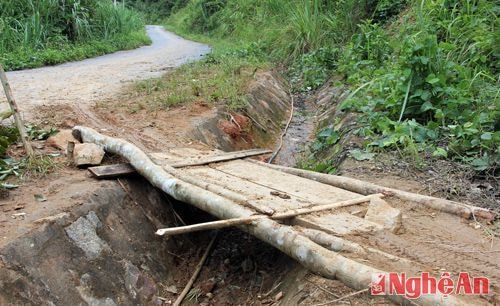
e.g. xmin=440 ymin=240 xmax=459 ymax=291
xmin=73 ymin=143 xmax=105 ymax=166
xmin=47 ymin=129 xmax=79 ymax=153
xmin=364 ymin=197 xmax=402 ymax=233
xmin=34 ymin=194 xmax=47 ymax=202
xmin=165 ymin=285 xmax=178 ymax=294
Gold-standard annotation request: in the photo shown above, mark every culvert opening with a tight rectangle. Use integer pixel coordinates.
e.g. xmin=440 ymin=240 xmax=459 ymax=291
xmin=122 ymin=176 xmax=297 ymax=305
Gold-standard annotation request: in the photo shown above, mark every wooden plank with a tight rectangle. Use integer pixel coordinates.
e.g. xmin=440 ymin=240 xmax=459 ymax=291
xmin=211 ymin=159 xmax=359 ymax=204
xmin=88 ymin=163 xmax=136 ymax=178
xmin=157 ymin=148 xmax=272 ymax=168
xmin=89 ymin=149 xmax=271 ymax=179
xmin=186 ymin=166 xmax=315 ymax=213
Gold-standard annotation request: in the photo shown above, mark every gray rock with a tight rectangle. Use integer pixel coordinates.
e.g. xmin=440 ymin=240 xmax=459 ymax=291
xmin=73 ymin=143 xmax=105 ymax=166
xmin=124 ymin=261 xmax=140 ymax=299
xmin=364 ymin=197 xmax=403 ymax=233
xmin=65 ymin=211 xmax=110 ymax=259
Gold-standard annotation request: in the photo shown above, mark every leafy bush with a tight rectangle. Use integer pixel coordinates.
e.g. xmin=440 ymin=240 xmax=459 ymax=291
xmin=338 ymin=0 xmax=498 ymax=171
xmin=165 ymin=0 xmax=497 ymax=171
xmin=289 ymin=47 xmax=339 ymax=91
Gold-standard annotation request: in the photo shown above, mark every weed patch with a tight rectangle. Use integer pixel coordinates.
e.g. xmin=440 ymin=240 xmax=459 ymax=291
xmin=134 ymin=50 xmax=266 ymax=111
xmin=0 ymin=0 xmax=149 ymax=70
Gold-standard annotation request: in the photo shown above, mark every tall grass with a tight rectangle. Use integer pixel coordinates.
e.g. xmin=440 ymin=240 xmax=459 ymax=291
xmin=0 ymin=0 xmax=148 ymax=70
xmin=167 ymin=0 xmax=378 ymax=61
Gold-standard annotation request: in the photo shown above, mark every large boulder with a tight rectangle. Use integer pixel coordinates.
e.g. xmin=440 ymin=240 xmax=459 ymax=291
xmin=73 ymin=143 xmax=105 ymax=166
xmin=364 ymin=197 xmax=403 ymax=233
xmin=47 ymin=129 xmax=79 ymax=154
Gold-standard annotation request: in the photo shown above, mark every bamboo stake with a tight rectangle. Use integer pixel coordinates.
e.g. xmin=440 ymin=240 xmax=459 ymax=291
xmin=0 ymin=64 xmax=33 ymax=156
xmin=173 ymin=233 xmax=218 ymax=306
xmin=156 ymin=194 xmax=381 ymax=236
xmin=73 ymin=126 xmax=464 ymax=306
xmin=248 ymin=160 xmax=496 ymax=221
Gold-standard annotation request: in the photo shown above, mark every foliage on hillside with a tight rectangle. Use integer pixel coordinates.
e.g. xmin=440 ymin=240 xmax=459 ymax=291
xmin=165 ymin=0 xmax=498 ymax=172
xmin=0 ymin=0 xmax=149 ymax=70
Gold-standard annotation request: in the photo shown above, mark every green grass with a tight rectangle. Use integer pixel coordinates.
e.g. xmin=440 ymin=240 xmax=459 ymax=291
xmin=335 ymin=0 xmax=499 ymax=171
xmin=0 ymin=0 xmax=150 ymax=70
xmin=2 ymin=31 xmax=150 ymax=70
xmin=135 ymin=47 xmax=267 ymax=111
xmin=164 ymin=0 xmax=498 ymax=172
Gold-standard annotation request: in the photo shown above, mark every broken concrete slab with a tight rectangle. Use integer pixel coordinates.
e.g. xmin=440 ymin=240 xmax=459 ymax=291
xmin=47 ymin=129 xmax=79 ymax=153
xmin=73 ymin=143 xmax=105 ymax=166
xmin=65 ymin=211 xmax=110 ymax=259
xmin=364 ymin=197 xmax=402 ymax=233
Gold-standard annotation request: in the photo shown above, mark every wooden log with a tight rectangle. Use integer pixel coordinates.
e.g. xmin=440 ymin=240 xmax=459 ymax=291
xmin=296 ymin=227 xmax=412 ymax=264
xmin=294 ymin=227 xmax=366 ymax=254
xmin=249 ymin=160 xmax=496 ymax=221
xmin=156 ymin=194 xmax=380 ymax=236
xmin=0 ymin=64 xmax=33 ymax=156
xmin=73 ymin=126 xmax=463 ymax=306
xmin=161 ymin=165 xmax=275 ymax=216
xmin=88 ymin=163 xmax=136 ymax=178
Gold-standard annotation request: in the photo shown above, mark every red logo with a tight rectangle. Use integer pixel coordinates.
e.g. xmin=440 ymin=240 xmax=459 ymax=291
xmin=370 ymin=272 xmax=489 ymax=299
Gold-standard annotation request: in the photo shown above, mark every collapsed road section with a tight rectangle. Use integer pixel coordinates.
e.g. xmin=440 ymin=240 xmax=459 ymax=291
xmin=71 ymin=125 xmax=498 ymax=305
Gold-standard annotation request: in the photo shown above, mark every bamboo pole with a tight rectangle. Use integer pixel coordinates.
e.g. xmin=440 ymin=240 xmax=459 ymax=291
xmin=250 ymin=160 xmax=495 ymax=221
xmin=0 ymin=64 xmax=33 ymax=156
xmin=72 ymin=126 xmax=463 ymax=306
xmin=156 ymin=194 xmax=381 ymax=236
xmin=173 ymin=233 xmax=218 ymax=306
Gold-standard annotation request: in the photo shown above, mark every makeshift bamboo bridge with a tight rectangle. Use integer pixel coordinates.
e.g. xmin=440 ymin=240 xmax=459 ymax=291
xmin=74 ymin=126 xmax=498 ymax=306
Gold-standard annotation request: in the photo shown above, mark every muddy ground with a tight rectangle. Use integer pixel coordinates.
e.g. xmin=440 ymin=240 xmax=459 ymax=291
xmin=0 ymin=27 xmax=498 ymax=305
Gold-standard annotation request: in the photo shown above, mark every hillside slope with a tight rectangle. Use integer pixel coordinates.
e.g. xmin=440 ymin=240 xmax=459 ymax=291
xmin=164 ymin=0 xmax=498 ymax=172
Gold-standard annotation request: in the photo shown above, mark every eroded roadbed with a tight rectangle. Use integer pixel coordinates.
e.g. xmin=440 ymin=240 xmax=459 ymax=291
xmin=72 ymin=126 xmax=499 ymax=305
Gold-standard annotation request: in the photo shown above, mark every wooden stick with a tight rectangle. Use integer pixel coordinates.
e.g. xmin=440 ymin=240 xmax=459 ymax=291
xmin=268 ymin=89 xmax=294 ymax=163
xmin=156 ymin=194 xmax=381 ymax=236
xmin=173 ymin=233 xmax=218 ymax=306
xmin=0 ymin=64 xmax=33 ymax=156
xmin=248 ymin=160 xmax=496 ymax=221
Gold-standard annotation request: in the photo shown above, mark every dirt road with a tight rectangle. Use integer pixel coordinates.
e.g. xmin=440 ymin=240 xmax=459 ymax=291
xmin=1 ymin=25 xmax=210 ymax=119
